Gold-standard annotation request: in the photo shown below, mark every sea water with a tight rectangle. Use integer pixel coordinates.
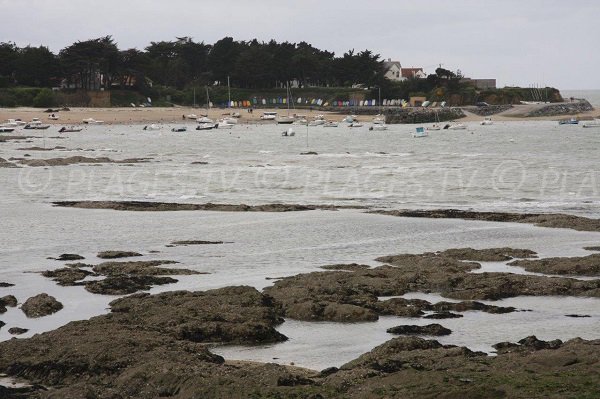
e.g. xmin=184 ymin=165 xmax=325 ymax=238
xmin=1 ymin=121 xmax=599 ymax=369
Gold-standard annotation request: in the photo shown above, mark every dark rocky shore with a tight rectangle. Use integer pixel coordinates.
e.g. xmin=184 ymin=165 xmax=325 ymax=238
xmin=52 ymin=200 xmax=363 ymax=212
xmin=1 ymin=283 xmax=600 ymax=398
xmin=371 ymin=208 xmax=600 ymax=232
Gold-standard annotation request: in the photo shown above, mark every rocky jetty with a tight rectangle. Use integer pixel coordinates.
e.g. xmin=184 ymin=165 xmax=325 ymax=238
xmin=8 ymin=327 xmax=28 ymax=335
xmin=462 ymin=104 xmax=513 ymax=116
xmin=526 ymin=99 xmax=593 ymax=117
xmin=384 ymin=107 xmax=465 ymax=124
xmin=20 ymin=294 xmax=63 ymax=318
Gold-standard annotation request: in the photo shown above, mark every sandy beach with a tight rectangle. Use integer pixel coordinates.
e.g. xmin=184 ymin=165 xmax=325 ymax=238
xmin=1 ymin=103 xmax=597 ymax=126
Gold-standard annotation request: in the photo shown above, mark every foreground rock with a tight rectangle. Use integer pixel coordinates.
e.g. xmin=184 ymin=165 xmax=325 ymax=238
xmin=372 ymin=208 xmax=600 ymax=232
xmin=53 ymin=200 xmax=363 ymax=212
xmin=1 ymin=287 xmax=600 ymax=398
xmin=0 ymin=157 xmax=20 ymax=168
xmin=42 ymin=259 xmax=203 ymax=295
xmin=387 ymin=324 xmax=451 ymax=336
xmin=20 ymin=294 xmax=63 ymax=318
xmin=509 ymin=253 xmax=600 ymax=276
xmin=0 ymin=287 xmax=306 ymax=398
xmin=1 ymin=295 xmax=18 ymax=308
xmin=265 ymin=248 xmax=600 ymax=322
xmin=170 ymin=240 xmax=225 ymax=245
xmin=97 ymin=250 xmax=143 ymax=259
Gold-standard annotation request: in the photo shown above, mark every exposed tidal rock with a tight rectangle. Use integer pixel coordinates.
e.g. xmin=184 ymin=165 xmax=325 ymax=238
xmin=8 ymin=327 xmax=28 ymax=335
xmin=0 ymin=282 xmax=15 ymax=287
xmin=435 ymin=247 xmax=537 ymax=261
xmin=170 ymin=240 xmax=225 ymax=245
xmin=97 ymin=250 xmax=143 ymax=259
xmin=424 ymin=311 xmax=463 ymax=319
xmin=52 ymin=253 xmax=85 ymax=261
xmin=52 ymin=200 xmax=360 ymax=212
xmin=41 ymin=259 xmax=203 ymax=295
xmin=0 ymin=157 xmax=19 ymax=168
xmin=20 ymin=294 xmax=63 ymax=318
xmin=41 ymin=267 xmax=94 ymax=286
xmin=566 ymin=314 xmax=591 ymax=318
xmin=1 ymin=295 xmax=18 ymax=308
xmin=371 ymin=208 xmax=600 ymax=232
xmin=583 ymin=246 xmax=600 ymax=251
xmin=508 ymin=253 xmax=600 ymax=276
xmin=85 ymin=275 xmax=179 ymax=295
xmin=319 ymin=263 xmax=371 ymax=271
xmin=387 ymin=324 xmax=452 ymax=336
xmin=18 ymin=156 xmax=151 ymax=167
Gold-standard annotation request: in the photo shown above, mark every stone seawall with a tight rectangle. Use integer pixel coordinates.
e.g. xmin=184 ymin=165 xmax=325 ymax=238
xmin=526 ymin=100 xmax=593 ymax=117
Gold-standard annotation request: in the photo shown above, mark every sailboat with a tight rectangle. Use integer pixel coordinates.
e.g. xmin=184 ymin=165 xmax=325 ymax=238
xmin=277 ymin=82 xmax=295 ymax=124
xmin=427 ymin=111 xmax=441 ymax=130
xmin=196 ymin=87 xmax=217 ymax=130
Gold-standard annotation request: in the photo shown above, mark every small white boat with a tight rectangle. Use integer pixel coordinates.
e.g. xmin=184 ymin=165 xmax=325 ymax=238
xmin=58 ymin=126 xmax=83 ymax=133
xmin=196 ymin=123 xmax=216 ymax=130
xmin=82 ymin=118 xmax=104 ymax=124
xmin=171 ymin=127 xmax=187 ymax=132
xmin=276 ymin=115 xmax=295 ymax=124
xmin=260 ymin=112 xmax=277 ymax=121
xmin=348 ymin=122 xmax=363 ymax=128
xmin=373 ymin=115 xmax=385 ymax=124
xmin=413 ymin=126 xmax=428 ymax=138
xmin=444 ymin=123 xmax=466 ymax=130
xmin=342 ymin=115 xmax=357 ymax=123
xmin=295 ymin=118 xmax=308 ymax=125
xmin=427 ymin=124 xmax=441 ymax=131
xmin=24 ymin=123 xmax=50 ymax=130
xmin=282 ymin=127 xmax=295 ymax=136
xmin=369 ymin=124 xmax=388 ymax=131
xmin=217 ymin=121 xmax=234 ymax=129
xmin=308 ymin=119 xmax=325 ymax=126
xmin=221 ymin=117 xmax=238 ymax=125
xmin=582 ymin=121 xmax=600 ymax=128
xmin=480 ymin=117 xmax=493 ymax=125
xmin=197 ymin=116 xmax=214 ymax=124
xmin=0 ymin=126 xmax=15 ymax=133
xmin=6 ymin=119 xmax=26 ymax=126
xmin=185 ymin=114 xmax=198 ymax=120
xmin=323 ymin=121 xmax=339 ymax=127
xmin=143 ymin=124 xmax=161 ymax=131
xmin=48 ymin=114 xmax=59 ymax=120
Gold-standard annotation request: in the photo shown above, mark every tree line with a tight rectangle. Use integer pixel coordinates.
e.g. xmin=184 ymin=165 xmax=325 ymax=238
xmin=0 ymin=36 xmax=385 ymax=92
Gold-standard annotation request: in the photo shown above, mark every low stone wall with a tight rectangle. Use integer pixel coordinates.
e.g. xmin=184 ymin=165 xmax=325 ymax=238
xmin=526 ymin=100 xmax=593 ymax=117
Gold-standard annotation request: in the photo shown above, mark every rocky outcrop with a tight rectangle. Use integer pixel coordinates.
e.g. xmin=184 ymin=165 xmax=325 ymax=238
xmin=508 ymin=254 xmax=600 ymax=276
xmin=97 ymin=250 xmax=143 ymax=259
xmin=169 ymin=240 xmax=225 ymax=246
xmin=526 ymin=100 xmax=593 ymax=117
xmin=18 ymin=156 xmax=151 ymax=167
xmin=1 ymin=295 xmax=18 ymax=308
xmin=20 ymin=294 xmax=63 ymax=318
xmin=387 ymin=324 xmax=451 ymax=336
xmin=371 ymin=208 xmax=600 ymax=232
xmin=51 ymin=253 xmax=85 ymax=261
xmin=41 ymin=259 xmax=204 ymax=295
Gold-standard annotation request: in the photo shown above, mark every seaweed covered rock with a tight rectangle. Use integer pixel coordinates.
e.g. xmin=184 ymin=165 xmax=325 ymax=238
xmin=20 ymin=294 xmax=63 ymax=318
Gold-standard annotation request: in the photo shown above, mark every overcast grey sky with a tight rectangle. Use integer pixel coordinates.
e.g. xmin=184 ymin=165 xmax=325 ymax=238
xmin=1 ymin=0 xmax=598 ymax=89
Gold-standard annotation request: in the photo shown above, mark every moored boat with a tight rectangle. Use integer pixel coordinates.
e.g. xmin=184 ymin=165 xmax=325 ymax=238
xmin=413 ymin=126 xmax=428 ymax=138
xmin=58 ymin=126 xmax=83 ymax=133
xmin=559 ymin=117 xmax=579 ymax=125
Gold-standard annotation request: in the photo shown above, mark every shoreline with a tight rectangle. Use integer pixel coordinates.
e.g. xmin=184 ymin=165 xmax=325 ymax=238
xmin=1 ymin=103 xmax=598 ymax=125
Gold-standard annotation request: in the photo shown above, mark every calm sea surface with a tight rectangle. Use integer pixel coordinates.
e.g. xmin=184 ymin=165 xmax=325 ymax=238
xmin=1 ymin=119 xmax=600 ymax=369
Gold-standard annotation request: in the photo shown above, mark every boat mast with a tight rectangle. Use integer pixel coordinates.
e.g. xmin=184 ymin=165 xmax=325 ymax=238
xmin=227 ymin=76 xmax=231 ymax=108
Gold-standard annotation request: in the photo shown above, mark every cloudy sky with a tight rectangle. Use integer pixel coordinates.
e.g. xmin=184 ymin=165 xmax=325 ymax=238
xmin=1 ymin=0 xmax=598 ymax=89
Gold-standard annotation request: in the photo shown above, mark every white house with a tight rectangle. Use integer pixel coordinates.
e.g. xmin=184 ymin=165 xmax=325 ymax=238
xmin=382 ymin=59 xmax=403 ymax=81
